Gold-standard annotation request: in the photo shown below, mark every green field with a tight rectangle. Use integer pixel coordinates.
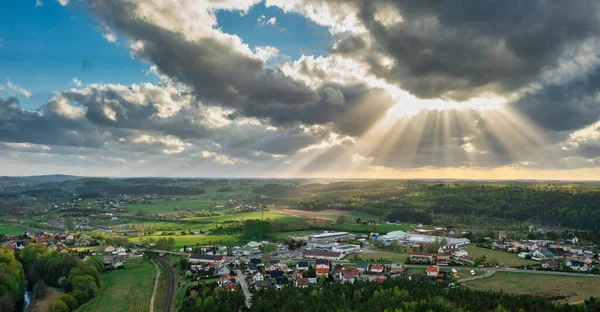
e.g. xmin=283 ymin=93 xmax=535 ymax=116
xmin=0 ymin=224 xmax=31 ymax=235
xmin=354 ymin=250 xmax=410 ymax=263
xmin=463 ymin=245 xmax=538 ymax=266
xmin=133 ymin=234 xmax=240 ymax=248
xmin=124 ymin=199 xmax=217 ymax=214
xmin=181 ymin=210 xmax=301 ymax=223
xmin=80 ymin=258 xmax=156 ymax=312
xmin=465 ymin=272 xmax=600 ymax=303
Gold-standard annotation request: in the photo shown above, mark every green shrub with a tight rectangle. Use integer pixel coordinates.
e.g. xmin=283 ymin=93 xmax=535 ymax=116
xmin=59 ymin=294 xmax=78 ymax=311
xmin=50 ymin=299 xmax=69 ymax=312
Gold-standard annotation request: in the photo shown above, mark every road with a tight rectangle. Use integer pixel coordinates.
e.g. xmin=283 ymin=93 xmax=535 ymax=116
xmin=149 ymin=260 xmax=161 ymax=312
xmin=157 ymin=257 xmax=175 ymax=312
xmin=401 ymin=264 xmax=600 ymax=279
xmin=236 ymin=269 xmax=252 ymax=308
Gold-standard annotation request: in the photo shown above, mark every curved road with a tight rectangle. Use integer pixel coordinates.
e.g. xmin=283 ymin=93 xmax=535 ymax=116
xmin=157 ymin=257 xmax=175 ymax=312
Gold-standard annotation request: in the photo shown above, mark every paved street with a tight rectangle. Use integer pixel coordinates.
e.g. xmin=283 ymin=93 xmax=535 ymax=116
xmin=236 ymin=269 xmax=253 ymax=308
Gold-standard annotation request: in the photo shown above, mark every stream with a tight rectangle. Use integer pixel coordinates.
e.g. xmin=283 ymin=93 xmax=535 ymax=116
xmin=23 ymin=290 xmax=32 ymax=311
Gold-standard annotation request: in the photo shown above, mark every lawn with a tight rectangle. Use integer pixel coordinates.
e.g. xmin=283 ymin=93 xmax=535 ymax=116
xmin=463 ymin=245 xmax=538 ymax=266
xmin=132 ymin=234 xmax=241 ymax=248
xmin=464 ymin=272 xmax=600 ymax=303
xmin=125 ymin=199 xmax=217 ymax=214
xmin=353 ymin=250 xmax=410 ymax=263
xmin=80 ymin=258 xmax=157 ymax=312
xmin=0 ymin=224 xmax=32 ymax=235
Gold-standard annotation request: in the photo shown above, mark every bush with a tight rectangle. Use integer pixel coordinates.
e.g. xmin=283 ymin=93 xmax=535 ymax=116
xmin=70 ymin=290 xmax=88 ymax=305
xmin=59 ymin=294 xmax=79 ymax=311
xmin=50 ymin=299 xmax=69 ymax=312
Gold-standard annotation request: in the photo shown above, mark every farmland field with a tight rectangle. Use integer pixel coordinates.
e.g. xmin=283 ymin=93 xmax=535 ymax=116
xmin=80 ymin=258 xmax=156 ymax=312
xmin=132 ymin=234 xmax=241 ymax=248
xmin=124 ymin=199 xmax=217 ymax=214
xmin=463 ymin=245 xmax=538 ymax=266
xmin=464 ymin=272 xmax=600 ymax=303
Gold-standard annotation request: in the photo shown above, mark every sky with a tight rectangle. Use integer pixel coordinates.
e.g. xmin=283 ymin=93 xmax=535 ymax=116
xmin=1 ymin=0 xmax=600 ymax=180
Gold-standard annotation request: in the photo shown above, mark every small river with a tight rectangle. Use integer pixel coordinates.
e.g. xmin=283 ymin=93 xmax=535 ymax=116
xmin=23 ymin=290 xmax=32 ymax=311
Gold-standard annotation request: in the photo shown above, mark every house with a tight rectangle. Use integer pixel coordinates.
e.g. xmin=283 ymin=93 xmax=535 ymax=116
xmin=188 ymin=254 xmax=225 ymax=264
xmin=567 ymin=235 xmax=579 ymax=244
xmin=102 ymin=255 xmax=115 ymax=266
xmin=340 ymin=270 xmax=358 ymax=283
xmin=434 ymin=253 xmax=452 ymax=265
xmin=493 ymin=240 xmax=507 ymax=250
xmin=223 ymin=282 xmax=237 ymax=292
xmin=409 ymin=253 xmax=433 ymax=263
xmin=390 ymin=263 xmax=404 ymax=275
xmin=541 ymin=262 xmax=559 ymax=269
xmin=426 ymin=265 xmax=439 ymax=277
xmin=216 ymin=265 xmax=230 ymax=275
xmin=438 ymin=245 xmax=467 ymax=257
xmin=316 ymin=259 xmax=329 ymax=269
xmin=316 ymin=268 xmax=329 ymax=277
xmin=253 ymin=272 xmax=264 ymax=282
xmin=532 ymin=248 xmax=555 ymax=260
xmin=566 ymin=260 xmax=589 ymax=272
xmin=270 ymin=270 xmax=284 ymax=279
xmin=256 ymin=280 xmax=270 ymax=290
xmin=296 ymin=261 xmax=309 ymax=271
xmin=274 ymin=277 xmax=289 ymax=289
xmin=296 ymin=278 xmax=310 ymax=288
xmin=369 ymin=264 xmax=384 ymax=274
xmin=522 ymin=241 xmax=539 ymax=251
xmin=355 ymin=263 xmax=369 ymax=273
xmin=579 ymin=255 xmax=593 ymax=264
xmin=303 ymin=250 xmax=342 ymax=260
xmin=220 ymin=274 xmax=234 ymax=284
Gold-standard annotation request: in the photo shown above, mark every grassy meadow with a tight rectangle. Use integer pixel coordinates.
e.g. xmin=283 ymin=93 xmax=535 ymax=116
xmin=465 ymin=272 xmax=600 ymax=303
xmin=124 ymin=199 xmax=217 ymax=214
xmin=80 ymin=258 xmax=156 ymax=312
xmin=463 ymin=245 xmax=538 ymax=266
xmin=0 ymin=224 xmax=32 ymax=235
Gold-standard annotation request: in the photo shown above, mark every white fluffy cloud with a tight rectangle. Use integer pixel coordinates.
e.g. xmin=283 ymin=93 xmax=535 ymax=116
xmin=6 ymin=79 xmax=32 ymax=98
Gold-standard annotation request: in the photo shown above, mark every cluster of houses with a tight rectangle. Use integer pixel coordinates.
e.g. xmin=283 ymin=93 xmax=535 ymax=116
xmin=1 ymin=231 xmax=99 ymax=252
xmin=491 ymin=237 xmax=598 ymax=271
xmin=101 ymin=245 xmax=143 ymax=269
xmin=408 ymin=245 xmax=475 ymax=266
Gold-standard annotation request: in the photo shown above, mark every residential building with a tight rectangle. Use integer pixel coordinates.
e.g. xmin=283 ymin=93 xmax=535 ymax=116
xmin=426 ymin=265 xmax=439 ymax=277
xmin=296 ymin=261 xmax=309 ymax=271
xmin=296 ymin=278 xmax=310 ymax=288
xmin=340 ymin=270 xmax=358 ymax=283
xmin=253 ymin=272 xmax=264 ymax=282
xmin=390 ymin=263 xmax=404 ymax=275
xmin=369 ymin=264 xmax=384 ymax=275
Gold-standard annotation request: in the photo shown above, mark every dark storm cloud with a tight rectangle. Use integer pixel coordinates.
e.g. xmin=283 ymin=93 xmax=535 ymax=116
xmin=331 ymin=0 xmax=600 ymax=101
xmin=512 ymin=67 xmax=600 ymax=131
xmin=0 ymin=97 xmax=107 ymax=148
xmin=89 ymin=0 xmax=393 ymax=136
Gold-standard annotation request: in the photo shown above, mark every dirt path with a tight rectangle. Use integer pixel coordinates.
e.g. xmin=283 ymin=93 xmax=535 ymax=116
xmin=149 ymin=260 xmax=161 ymax=312
xmin=157 ymin=257 xmax=175 ymax=312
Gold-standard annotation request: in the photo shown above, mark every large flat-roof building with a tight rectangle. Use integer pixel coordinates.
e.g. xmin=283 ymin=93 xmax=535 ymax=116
xmin=309 ymin=232 xmax=354 ymax=243
xmin=377 ymin=230 xmax=470 ymax=246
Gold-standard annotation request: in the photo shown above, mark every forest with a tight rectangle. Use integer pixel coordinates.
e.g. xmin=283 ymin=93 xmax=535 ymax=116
xmin=180 ymin=279 xmax=600 ymax=312
xmin=255 ymin=181 xmax=600 ymax=230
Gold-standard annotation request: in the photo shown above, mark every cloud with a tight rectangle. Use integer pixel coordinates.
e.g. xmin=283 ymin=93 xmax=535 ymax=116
xmin=89 ymin=0 xmax=393 ymax=136
xmin=57 ymin=0 xmax=69 ymax=6
xmin=71 ymin=78 xmax=83 ymax=87
xmin=326 ymin=0 xmax=600 ymax=101
xmin=35 ymin=0 xmax=42 ymax=8
xmin=257 ymin=15 xmax=277 ymax=27
xmin=6 ymin=80 xmax=32 ymax=98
